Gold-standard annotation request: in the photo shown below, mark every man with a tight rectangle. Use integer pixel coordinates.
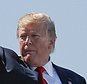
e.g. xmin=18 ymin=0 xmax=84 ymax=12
xmin=0 ymin=12 xmax=86 ymax=84
xmin=16 ymin=12 xmax=86 ymax=84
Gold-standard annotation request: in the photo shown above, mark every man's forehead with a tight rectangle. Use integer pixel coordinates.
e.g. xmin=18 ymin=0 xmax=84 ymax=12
xmin=19 ymin=24 xmax=47 ymax=33
xmin=19 ymin=28 xmax=37 ymax=33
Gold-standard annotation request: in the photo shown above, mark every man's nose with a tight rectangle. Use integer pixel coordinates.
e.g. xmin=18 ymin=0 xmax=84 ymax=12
xmin=25 ymin=36 xmax=32 ymax=45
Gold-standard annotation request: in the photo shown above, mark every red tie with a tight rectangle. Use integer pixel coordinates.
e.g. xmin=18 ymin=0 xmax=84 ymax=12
xmin=35 ymin=67 xmax=47 ymax=84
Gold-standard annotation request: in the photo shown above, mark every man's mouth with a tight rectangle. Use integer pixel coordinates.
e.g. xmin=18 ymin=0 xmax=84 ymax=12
xmin=25 ymin=50 xmax=36 ymax=55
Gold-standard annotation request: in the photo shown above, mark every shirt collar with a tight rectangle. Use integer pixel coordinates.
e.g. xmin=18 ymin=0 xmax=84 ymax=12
xmin=30 ymin=60 xmax=54 ymax=77
xmin=43 ymin=60 xmax=53 ymax=77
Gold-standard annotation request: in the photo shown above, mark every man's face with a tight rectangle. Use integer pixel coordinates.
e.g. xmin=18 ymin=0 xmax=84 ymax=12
xmin=18 ymin=23 xmax=53 ymax=66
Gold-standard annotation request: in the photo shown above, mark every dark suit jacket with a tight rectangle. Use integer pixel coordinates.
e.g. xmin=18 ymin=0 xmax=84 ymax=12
xmin=53 ymin=64 xmax=86 ymax=84
xmin=0 ymin=46 xmax=38 ymax=84
xmin=0 ymin=46 xmax=86 ymax=84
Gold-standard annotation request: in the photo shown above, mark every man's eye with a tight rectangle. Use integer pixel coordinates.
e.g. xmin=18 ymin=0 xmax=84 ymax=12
xmin=32 ymin=35 xmax=40 ymax=38
xmin=20 ymin=36 xmax=26 ymax=40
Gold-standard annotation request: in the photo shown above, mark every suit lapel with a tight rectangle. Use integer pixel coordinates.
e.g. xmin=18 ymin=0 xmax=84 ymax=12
xmin=52 ymin=63 xmax=73 ymax=84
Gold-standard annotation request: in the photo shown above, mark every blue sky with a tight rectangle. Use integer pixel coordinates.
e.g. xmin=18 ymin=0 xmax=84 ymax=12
xmin=0 ymin=0 xmax=87 ymax=81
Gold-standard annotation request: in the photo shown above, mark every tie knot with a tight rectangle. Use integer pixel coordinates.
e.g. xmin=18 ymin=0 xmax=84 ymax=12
xmin=35 ymin=66 xmax=45 ymax=74
xmin=35 ymin=67 xmax=47 ymax=84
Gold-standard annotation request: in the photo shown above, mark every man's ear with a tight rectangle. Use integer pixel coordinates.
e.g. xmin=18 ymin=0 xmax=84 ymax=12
xmin=48 ymin=39 xmax=55 ymax=49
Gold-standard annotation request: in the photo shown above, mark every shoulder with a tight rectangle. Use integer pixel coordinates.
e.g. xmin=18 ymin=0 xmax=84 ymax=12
xmin=52 ymin=63 xmax=86 ymax=84
xmin=0 ymin=46 xmax=18 ymax=59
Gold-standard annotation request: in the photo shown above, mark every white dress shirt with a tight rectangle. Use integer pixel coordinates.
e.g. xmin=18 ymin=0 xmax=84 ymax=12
xmin=31 ymin=60 xmax=62 ymax=84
